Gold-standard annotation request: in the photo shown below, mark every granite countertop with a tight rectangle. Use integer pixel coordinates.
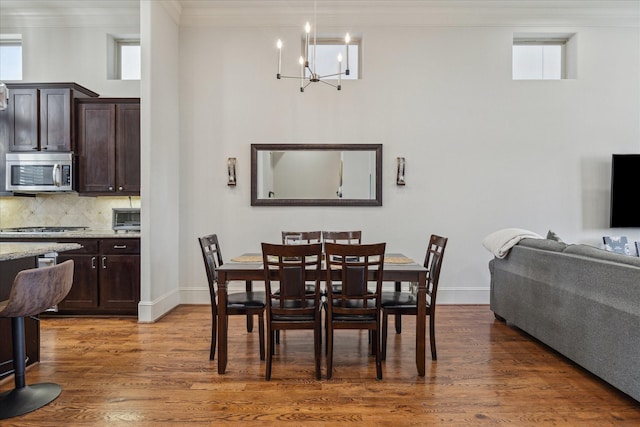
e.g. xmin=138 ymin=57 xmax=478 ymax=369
xmin=0 ymin=230 xmax=141 ymax=239
xmin=0 ymin=242 xmax=83 ymax=261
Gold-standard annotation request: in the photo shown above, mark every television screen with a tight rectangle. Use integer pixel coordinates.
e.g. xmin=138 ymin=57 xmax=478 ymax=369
xmin=610 ymin=154 xmax=640 ymax=227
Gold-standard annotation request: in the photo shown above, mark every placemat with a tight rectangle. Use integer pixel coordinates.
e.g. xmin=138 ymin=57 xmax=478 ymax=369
xmin=230 ymin=255 xmax=263 ymax=263
xmin=384 ymin=256 xmax=414 ymax=264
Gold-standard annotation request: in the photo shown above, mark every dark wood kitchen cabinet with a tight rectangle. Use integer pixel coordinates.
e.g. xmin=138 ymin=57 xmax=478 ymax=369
xmin=4 ymin=83 xmax=99 ymax=152
xmin=0 ymin=236 xmax=140 ymax=315
xmin=56 ymin=238 xmax=140 ymax=315
xmin=76 ymin=98 xmax=140 ymax=196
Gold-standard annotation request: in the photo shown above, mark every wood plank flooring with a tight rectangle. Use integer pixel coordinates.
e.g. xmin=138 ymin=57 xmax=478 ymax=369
xmin=1 ymin=305 xmax=639 ymax=426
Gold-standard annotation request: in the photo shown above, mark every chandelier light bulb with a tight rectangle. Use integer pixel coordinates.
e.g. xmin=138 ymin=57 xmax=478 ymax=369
xmin=274 ymin=6 xmax=352 ymax=92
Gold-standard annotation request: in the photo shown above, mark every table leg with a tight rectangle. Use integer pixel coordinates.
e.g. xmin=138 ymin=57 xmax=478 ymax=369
xmin=416 ymin=271 xmax=427 ymax=376
xmin=217 ymin=273 xmax=228 ymax=374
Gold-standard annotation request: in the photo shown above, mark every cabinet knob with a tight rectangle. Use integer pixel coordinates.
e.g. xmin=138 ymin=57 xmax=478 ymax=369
xmin=118 ymin=186 xmax=123 ymax=191
xmin=109 ymin=187 xmax=114 ymax=191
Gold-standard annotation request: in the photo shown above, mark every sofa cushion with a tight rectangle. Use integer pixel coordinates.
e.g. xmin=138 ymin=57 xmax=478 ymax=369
xmin=518 ymin=237 xmax=567 ymax=252
xmin=563 ymin=244 xmax=640 ymax=267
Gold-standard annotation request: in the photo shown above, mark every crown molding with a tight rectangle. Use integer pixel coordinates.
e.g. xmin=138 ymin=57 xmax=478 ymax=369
xmin=1 ymin=1 xmax=638 ymax=28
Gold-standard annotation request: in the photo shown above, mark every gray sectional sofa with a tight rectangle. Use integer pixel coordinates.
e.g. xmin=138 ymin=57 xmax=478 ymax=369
xmin=489 ymin=237 xmax=640 ymax=402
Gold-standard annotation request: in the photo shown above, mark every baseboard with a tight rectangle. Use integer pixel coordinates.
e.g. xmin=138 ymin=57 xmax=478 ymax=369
xmin=138 ymin=288 xmax=181 ymax=323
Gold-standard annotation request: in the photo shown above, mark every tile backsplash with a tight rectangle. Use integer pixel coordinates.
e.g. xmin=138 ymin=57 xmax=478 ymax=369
xmin=0 ymin=194 xmax=141 ymax=230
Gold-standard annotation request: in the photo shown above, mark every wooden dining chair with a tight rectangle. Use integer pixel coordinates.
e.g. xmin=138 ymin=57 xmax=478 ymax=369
xmin=380 ymin=234 xmax=448 ymax=361
xmin=281 ymin=231 xmax=322 ymax=245
xmin=261 ymin=242 xmax=323 ymax=380
xmin=198 ymin=234 xmax=265 ymax=361
xmin=321 ymin=230 xmax=362 ymax=244
xmin=325 ymin=242 xmax=386 ymax=380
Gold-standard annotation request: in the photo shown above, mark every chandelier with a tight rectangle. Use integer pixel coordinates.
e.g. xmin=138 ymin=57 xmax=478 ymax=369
xmin=275 ymin=3 xmax=351 ymax=92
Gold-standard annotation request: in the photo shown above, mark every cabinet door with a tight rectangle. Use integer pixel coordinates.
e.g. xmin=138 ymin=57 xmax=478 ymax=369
xmin=39 ymin=88 xmax=72 ymax=151
xmin=115 ymin=103 xmax=140 ymax=194
xmin=56 ymin=254 xmax=99 ymax=310
xmin=8 ymin=88 xmax=39 ymax=151
xmin=99 ymin=255 xmax=140 ymax=313
xmin=77 ymin=103 xmax=116 ymax=193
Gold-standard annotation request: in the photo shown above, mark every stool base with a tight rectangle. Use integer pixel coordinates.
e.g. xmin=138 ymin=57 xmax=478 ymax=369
xmin=0 ymin=383 xmax=61 ymax=420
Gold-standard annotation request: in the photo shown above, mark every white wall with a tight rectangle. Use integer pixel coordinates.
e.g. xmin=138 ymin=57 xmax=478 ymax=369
xmin=177 ymin=3 xmax=640 ymax=306
xmin=1 ymin=1 xmax=639 ymax=317
xmin=139 ymin=0 xmax=181 ymax=321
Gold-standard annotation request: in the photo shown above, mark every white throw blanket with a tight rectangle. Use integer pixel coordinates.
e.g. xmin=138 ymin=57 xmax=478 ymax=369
xmin=482 ymin=228 xmax=543 ymax=258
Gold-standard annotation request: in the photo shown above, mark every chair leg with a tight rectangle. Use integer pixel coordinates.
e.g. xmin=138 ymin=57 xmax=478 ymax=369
xmin=373 ymin=327 xmax=382 ymax=380
xmin=210 ymin=313 xmax=217 ymax=360
xmin=266 ymin=325 xmax=273 ymax=380
xmin=314 ymin=317 xmax=322 ymax=380
xmin=326 ymin=326 xmax=333 ymax=380
xmin=258 ymin=314 xmax=265 ymax=361
xmin=381 ymin=311 xmax=388 ymax=361
xmin=429 ymin=314 xmax=437 ymax=360
xmin=246 ymin=281 xmax=254 ymax=332
xmin=394 ymin=281 xmax=402 ymax=334
xmin=0 ymin=317 xmax=62 ymax=420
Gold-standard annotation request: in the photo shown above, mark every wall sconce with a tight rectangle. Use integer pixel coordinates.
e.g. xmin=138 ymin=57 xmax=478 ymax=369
xmin=396 ymin=157 xmax=406 ymax=185
xmin=227 ymin=158 xmax=237 ymax=186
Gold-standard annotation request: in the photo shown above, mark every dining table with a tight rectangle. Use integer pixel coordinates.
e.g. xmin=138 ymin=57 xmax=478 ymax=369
xmin=215 ymin=252 xmax=429 ymax=376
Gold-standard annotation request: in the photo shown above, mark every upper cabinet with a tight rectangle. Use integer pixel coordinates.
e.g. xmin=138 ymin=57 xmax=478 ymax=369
xmin=76 ymin=98 xmax=140 ymax=195
xmin=5 ymin=83 xmax=99 ymax=152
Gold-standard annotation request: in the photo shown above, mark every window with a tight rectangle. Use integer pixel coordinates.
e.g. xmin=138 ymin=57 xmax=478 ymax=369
xmin=306 ymin=38 xmax=360 ymax=80
xmin=108 ymin=34 xmax=140 ymax=80
xmin=0 ymin=35 xmax=23 ymax=80
xmin=513 ymin=33 xmax=576 ymax=80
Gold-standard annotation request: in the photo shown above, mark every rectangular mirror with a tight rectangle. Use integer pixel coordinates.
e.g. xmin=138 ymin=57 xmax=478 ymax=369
xmin=251 ymin=144 xmax=382 ymax=206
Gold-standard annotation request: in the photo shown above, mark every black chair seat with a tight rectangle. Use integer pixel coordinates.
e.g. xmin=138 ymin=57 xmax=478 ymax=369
xmin=228 ymin=291 xmax=265 ymax=307
xmin=381 ymin=291 xmax=423 ymax=307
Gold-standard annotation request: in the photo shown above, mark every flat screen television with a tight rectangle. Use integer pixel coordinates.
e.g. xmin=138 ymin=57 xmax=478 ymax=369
xmin=610 ymin=154 xmax=640 ymax=227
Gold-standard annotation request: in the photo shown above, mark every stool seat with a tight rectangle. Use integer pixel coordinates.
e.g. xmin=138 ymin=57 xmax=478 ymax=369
xmin=0 ymin=260 xmax=74 ymax=420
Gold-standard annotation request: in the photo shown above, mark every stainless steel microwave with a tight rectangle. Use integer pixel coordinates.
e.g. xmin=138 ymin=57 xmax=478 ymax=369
xmin=5 ymin=152 xmax=74 ymax=192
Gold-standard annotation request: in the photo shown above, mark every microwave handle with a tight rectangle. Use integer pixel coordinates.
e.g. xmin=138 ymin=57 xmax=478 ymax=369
xmin=52 ymin=163 xmax=61 ymax=187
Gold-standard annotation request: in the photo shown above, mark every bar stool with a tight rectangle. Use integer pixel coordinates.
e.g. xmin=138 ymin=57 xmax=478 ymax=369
xmin=0 ymin=260 xmax=74 ymax=420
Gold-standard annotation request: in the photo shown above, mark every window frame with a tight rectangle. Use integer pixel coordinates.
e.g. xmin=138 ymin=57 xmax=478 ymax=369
xmin=512 ymin=34 xmax=575 ymax=81
xmin=115 ymin=37 xmax=141 ymax=80
xmin=0 ymin=35 xmax=23 ymax=81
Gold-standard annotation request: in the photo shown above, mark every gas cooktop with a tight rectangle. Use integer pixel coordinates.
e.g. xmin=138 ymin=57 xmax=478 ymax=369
xmin=0 ymin=226 xmax=89 ymax=233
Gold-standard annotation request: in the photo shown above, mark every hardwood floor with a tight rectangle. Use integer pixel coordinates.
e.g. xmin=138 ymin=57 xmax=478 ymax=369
xmin=1 ymin=305 xmax=638 ymax=426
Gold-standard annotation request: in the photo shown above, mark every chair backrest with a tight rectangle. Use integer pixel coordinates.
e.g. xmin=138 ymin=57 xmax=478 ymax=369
xmin=424 ymin=235 xmax=448 ymax=310
xmin=0 ymin=260 xmax=74 ymax=318
xmin=198 ymin=234 xmax=223 ymax=299
xmin=322 ymin=230 xmax=362 ymax=244
xmin=281 ymin=231 xmax=322 ymax=245
xmin=261 ymin=242 xmax=323 ymax=317
xmin=325 ymin=242 xmax=385 ymax=316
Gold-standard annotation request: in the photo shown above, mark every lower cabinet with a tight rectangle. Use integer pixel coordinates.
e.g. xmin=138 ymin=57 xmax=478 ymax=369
xmin=55 ymin=238 xmax=140 ymax=315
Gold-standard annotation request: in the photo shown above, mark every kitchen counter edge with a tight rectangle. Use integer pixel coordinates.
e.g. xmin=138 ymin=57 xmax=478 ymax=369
xmin=0 ymin=242 xmax=82 ymax=261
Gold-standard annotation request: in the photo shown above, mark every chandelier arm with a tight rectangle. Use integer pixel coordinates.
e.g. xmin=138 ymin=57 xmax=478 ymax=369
xmin=319 ymin=72 xmax=345 ymax=79
xmin=278 ymin=75 xmax=305 ymax=80
xmin=319 ymin=80 xmax=338 ymax=88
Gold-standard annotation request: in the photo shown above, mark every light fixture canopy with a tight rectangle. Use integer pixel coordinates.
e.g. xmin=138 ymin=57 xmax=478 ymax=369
xmin=276 ymin=3 xmax=351 ymax=92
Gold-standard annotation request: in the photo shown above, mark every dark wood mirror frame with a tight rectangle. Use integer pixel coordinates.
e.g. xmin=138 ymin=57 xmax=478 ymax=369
xmin=251 ymin=143 xmax=383 ymax=207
